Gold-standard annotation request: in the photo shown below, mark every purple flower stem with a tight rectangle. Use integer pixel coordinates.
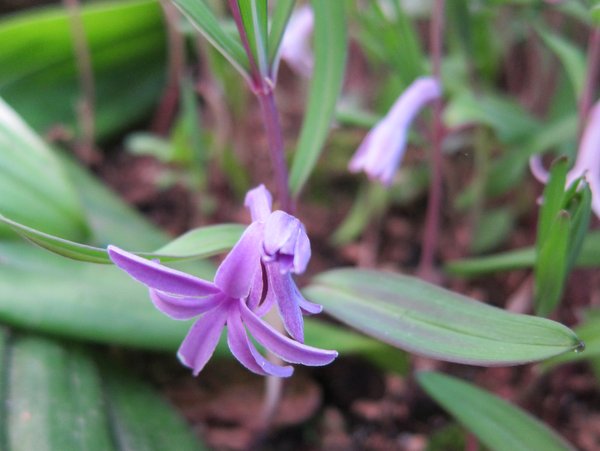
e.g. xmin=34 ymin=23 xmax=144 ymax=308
xmin=227 ymin=0 xmax=294 ymax=434
xmin=579 ymin=28 xmax=600 ymax=140
xmin=418 ymin=0 xmax=445 ymax=281
xmin=228 ymin=0 xmax=293 ymax=213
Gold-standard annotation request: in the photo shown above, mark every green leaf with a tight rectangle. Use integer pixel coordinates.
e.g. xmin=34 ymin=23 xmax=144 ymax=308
xmin=471 ymin=208 xmax=514 ymax=254
xmin=0 ymin=97 xmax=89 ymax=241
xmin=446 ymin=231 xmax=600 ymax=277
xmin=534 ymin=211 xmax=570 ymax=316
xmin=417 ymin=372 xmax=575 ymax=451
xmin=289 ymin=0 xmax=347 ymax=195
xmin=365 ymin=0 xmax=424 ymax=85
xmin=565 ymin=179 xmax=592 ymax=270
xmin=238 ymin=0 xmax=268 ymax=76
xmin=267 ymin=0 xmax=295 ymax=66
xmin=537 ymin=26 xmax=586 ymax=98
xmin=537 ymin=158 xmax=569 ymax=247
xmin=7 ymin=336 xmax=114 ymax=451
xmin=444 ymin=92 xmax=540 ymax=144
xmin=172 ymin=0 xmax=250 ymax=79
xmin=545 ymin=309 xmax=599 ymax=367
xmin=305 ymin=269 xmax=582 ymax=365
xmin=0 ymin=213 xmax=244 ymax=264
xmin=104 ymin=363 xmax=207 ymax=451
xmin=593 ymin=5 xmax=600 ymax=26
xmin=0 ymin=0 xmax=166 ymax=140
xmin=5 ymin=333 xmax=206 ymax=450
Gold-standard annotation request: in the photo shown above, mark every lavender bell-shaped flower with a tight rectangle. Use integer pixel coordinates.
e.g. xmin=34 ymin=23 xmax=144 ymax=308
xmin=277 ymin=4 xmax=314 ymax=77
xmin=107 ymin=246 xmax=336 ymax=377
xmin=349 ymin=76 xmax=442 ymax=186
xmin=218 ymin=185 xmax=323 ymax=343
xmin=530 ymin=100 xmax=600 ymax=218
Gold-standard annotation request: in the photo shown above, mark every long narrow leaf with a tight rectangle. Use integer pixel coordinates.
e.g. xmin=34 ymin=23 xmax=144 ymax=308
xmin=0 ymin=213 xmax=244 ymax=264
xmin=534 ymin=211 xmax=571 ymax=316
xmin=238 ymin=0 xmax=268 ymax=76
xmin=418 ymin=372 xmax=575 ymax=451
xmin=304 ymin=269 xmax=582 ymax=365
xmin=172 ymin=0 xmax=250 ymax=78
xmin=267 ymin=0 xmax=295 ymax=66
xmin=289 ymin=0 xmax=347 ymax=195
xmin=0 ymin=98 xmax=89 ymax=241
xmin=446 ymin=230 xmax=600 ymax=276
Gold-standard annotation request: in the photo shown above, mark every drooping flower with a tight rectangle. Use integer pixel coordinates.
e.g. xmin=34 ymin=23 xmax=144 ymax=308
xmin=108 ymin=186 xmax=336 ymax=377
xmin=220 ymin=185 xmax=323 ymax=343
xmin=348 ymin=77 xmax=442 ymax=186
xmin=107 ymin=247 xmax=336 ymax=377
xmin=278 ymin=4 xmax=314 ymax=77
xmin=530 ymin=100 xmax=600 ymax=218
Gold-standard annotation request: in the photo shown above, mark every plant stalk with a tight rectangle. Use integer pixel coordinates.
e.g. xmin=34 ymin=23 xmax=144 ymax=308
xmin=418 ymin=0 xmax=445 ymax=279
xmin=227 ymin=0 xmax=294 ymax=436
xmin=228 ymin=0 xmax=292 ymax=212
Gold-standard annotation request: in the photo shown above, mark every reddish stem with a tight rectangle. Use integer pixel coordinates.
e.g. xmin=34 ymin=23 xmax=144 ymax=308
xmin=418 ymin=0 xmax=445 ymax=279
xmin=228 ymin=0 xmax=292 ymax=212
xmin=152 ymin=0 xmax=186 ymax=135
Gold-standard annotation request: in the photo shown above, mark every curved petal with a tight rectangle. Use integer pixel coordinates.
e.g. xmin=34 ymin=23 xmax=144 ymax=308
xmin=177 ymin=304 xmax=229 ymax=376
xmin=297 ymin=290 xmax=323 ymax=315
xmin=292 ymin=225 xmax=311 ymax=274
xmin=267 ymin=266 xmax=304 ymax=342
xmin=108 ymin=246 xmax=218 ymax=296
xmin=149 ymin=289 xmax=226 ymax=320
xmin=244 ymin=184 xmax=273 ymax=222
xmin=227 ymin=307 xmax=293 ymax=377
xmin=348 ymin=77 xmax=441 ymax=186
xmin=263 ymin=211 xmax=299 ymax=255
xmin=529 ymin=155 xmax=550 ymax=184
xmin=246 ymin=262 xmax=267 ymax=312
xmin=240 ymin=300 xmax=337 ymax=366
xmin=215 ymin=222 xmax=263 ymax=298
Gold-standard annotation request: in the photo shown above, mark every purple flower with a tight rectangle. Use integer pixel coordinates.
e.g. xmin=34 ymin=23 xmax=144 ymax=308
xmin=220 ymin=184 xmax=322 ymax=343
xmin=107 ymin=185 xmax=336 ymax=377
xmin=278 ymin=4 xmax=314 ymax=77
xmin=108 ymin=247 xmax=337 ymax=377
xmin=348 ymin=77 xmax=442 ymax=186
xmin=530 ymin=100 xmax=600 ymax=218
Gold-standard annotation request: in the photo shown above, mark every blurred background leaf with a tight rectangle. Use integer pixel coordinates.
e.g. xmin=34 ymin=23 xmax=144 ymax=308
xmin=417 ymin=372 xmax=575 ymax=451
xmin=0 ymin=0 xmax=167 ymax=141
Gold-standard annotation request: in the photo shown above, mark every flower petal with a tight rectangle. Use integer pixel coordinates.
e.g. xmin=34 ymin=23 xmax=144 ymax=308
xmin=107 ymin=246 xmax=218 ymax=296
xmin=297 ymin=290 xmax=323 ymax=315
xmin=240 ymin=300 xmax=337 ymax=366
xmin=292 ymin=226 xmax=311 ymax=274
xmin=177 ymin=304 xmax=228 ymax=376
xmin=244 ymin=184 xmax=273 ymax=222
xmin=263 ymin=210 xmax=298 ymax=256
xmin=214 ymin=222 xmax=263 ymax=298
xmin=348 ymin=77 xmax=441 ymax=186
xmin=268 ymin=266 xmax=305 ymax=342
xmin=227 ymin=307 xmax=293 ymax=377
xmin=149 ymin=290 xmax=225 ymax=320
xmin=279 ymin=4 xmax=314 ymax=77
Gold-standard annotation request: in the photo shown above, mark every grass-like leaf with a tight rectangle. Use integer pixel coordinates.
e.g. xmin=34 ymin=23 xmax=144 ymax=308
xmin=172 ymin=0 xmax=250 ymax=79
xmin=0 ymin=98 xmax=89 ymax=241
xmin=0 ymin=213 xmax=244 ymax=264
xmin=6 ymin=334 xmax=206 ymax=450
xmin=289 ymin=0 xmax=347 ymax=196
xmin=267 ymin=0 xmax=295 ymax=67
xmin=305 ymin=269 xmax=583 ymax=366
xmin=417 ymin=372 xmax=575 ymax=451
